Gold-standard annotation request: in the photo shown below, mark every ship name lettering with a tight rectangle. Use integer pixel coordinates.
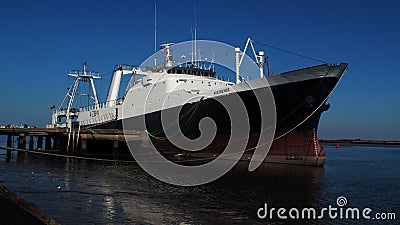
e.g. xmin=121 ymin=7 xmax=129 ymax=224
xmin=214 ymin=88 xmax=230 ymax=95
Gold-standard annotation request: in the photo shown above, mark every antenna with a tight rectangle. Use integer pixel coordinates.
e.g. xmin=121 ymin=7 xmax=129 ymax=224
xmin=154 ymin=3 xmax=157 ymax=66
xmin=211 ymin=51 xmax=215 ymax=71
xmin=194 ymin=4 xmax=197 ymax=67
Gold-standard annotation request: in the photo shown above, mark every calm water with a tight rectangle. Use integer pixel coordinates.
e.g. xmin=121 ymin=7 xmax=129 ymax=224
xmin=0 ymin=146 xmax=399 ymax=224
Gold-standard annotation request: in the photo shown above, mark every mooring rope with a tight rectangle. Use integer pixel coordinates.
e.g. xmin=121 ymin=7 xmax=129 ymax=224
xmin=0 ymin=146 xmax=134 ymax=163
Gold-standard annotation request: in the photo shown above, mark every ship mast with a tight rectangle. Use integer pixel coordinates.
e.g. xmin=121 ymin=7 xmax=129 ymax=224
xmin=154 ymin=3 xmax=157 ymax=66
xmin=191 ymin=5 xmax=198 ymax=67
xmin=63 ymin=62 xmax=101 ymax=128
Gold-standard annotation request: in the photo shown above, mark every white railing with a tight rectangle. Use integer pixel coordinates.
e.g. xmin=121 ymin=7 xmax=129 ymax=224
xmin=79 ymin=98 xmax=124 ymax=112
xmin=69 ymin=70 xmax=100 ymax=76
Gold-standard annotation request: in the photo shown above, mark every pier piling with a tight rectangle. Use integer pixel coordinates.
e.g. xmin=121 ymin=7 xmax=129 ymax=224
xmin=37 ymin=136 xmax=43 ymax=150
xmin=45 ymin=136 xmax=52 ymax=150
xmin=6 ymin=135 xmax=12 ymax=160
xmin=80 ymin=138 xmax=87 ymax=153
xmin=29 ymin=136 xmax=34 ymax=150
xmin=17 ymin=134 xmax=26 ymax=159
xmin=112 ymin=141 xmax=119 ymax=159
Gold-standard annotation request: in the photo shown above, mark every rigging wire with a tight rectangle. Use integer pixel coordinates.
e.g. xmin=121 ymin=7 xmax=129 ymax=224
xmin=252 ymin=40 xmax=329 ymax=64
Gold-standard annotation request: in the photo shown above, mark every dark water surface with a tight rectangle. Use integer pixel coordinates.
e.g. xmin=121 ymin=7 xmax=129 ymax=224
xmin=0 ymin=146 xmax=399 ymax=224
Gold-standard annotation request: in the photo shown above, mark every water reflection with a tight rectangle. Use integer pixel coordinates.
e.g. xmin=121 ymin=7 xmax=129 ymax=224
xmin=1 ymin=153 xmax=327 ymax=224
xmin=1 ymin=147 xmax=399 ymax=225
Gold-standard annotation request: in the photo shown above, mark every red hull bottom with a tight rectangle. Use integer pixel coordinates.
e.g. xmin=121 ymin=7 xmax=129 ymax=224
xmin=151 ymin=129 xmax=326 ymax=166
xmin=263 ymin=129 xmax=325 ymax=166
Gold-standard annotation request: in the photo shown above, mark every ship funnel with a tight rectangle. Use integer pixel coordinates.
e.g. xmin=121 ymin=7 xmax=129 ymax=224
xmin=106 ymin=65 xmax=123 ymax=107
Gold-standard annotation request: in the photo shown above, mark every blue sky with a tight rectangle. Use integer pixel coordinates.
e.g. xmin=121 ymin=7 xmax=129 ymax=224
xmin=0 ymin=0 xmax=399 ymax=140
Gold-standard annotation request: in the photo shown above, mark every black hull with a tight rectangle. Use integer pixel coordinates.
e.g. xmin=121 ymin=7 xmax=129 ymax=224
xmin=95 ymin=76 xmax=338 ymax=133
xmin=90 ymin=63 xmax=347 ymax=166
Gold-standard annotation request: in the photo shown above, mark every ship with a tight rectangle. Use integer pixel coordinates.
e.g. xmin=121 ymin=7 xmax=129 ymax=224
xmin=51 ymin=38 xmax=347 ymax=166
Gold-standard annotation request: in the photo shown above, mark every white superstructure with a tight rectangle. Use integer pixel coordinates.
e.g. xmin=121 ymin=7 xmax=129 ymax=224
xmin=51 ymin=38 xmax=267 ymax=129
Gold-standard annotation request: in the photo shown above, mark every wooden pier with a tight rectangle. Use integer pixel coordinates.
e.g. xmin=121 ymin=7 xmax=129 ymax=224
xmin=0 ymin=128 xmax=148 ymax=160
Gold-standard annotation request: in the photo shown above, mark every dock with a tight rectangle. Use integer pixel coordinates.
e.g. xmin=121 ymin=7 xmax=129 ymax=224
xmin=0 ymin=127 xmax=149 ymax=161
xmin=0 ymin=185 xmax=59 ymax=225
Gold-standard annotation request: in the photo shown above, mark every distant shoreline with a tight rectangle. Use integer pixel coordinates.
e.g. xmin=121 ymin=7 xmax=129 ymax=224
xmin=320 ymin=139 xmax=400 ymax=148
